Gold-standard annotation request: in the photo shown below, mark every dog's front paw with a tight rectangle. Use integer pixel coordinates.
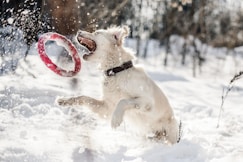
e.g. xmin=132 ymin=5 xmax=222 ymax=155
xmin=111 ymin=112 xmax=123 ymax=129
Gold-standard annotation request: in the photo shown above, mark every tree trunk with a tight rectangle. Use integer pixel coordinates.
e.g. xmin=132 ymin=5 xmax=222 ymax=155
xmin=42 ymin=0 xmax=81 ymax=35
xmin=164 ymin=38 xmax=170 ymax=66
xmin=181 ymin=42 xmax=187 ymax=65
xmin=136 ymin=37 xmax=141 ymax=57
xmin=192 ymin=39 xmax=200 ymax=77
xmin=143 ymin=39 xmax=149 ymax=58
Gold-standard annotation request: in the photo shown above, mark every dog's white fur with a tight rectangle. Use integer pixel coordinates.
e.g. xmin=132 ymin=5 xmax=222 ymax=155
xmin=57 ymin=26 xmax=179 ymax=144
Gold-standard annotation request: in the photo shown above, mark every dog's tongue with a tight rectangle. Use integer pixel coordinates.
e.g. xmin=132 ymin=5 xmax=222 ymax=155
xmin=77 ymin=36 xmax=96 ymax=52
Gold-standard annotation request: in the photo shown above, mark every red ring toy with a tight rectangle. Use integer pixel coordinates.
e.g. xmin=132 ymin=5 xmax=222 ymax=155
xmin=38 ymin=32 xmax=81 ymax=77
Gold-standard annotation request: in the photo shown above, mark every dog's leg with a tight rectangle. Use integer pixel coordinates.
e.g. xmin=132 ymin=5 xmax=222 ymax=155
xmin=57 ymin=96 xmax=109 ymax=117
xmin=111 ymin=97 xmax=151 ymax=128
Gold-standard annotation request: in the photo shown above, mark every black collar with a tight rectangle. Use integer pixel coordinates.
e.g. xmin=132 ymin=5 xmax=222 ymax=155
xmin=105 ymin=61 xmax=133 ymax=77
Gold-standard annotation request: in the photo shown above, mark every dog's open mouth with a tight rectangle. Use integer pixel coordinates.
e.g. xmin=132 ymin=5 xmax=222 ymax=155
xmin=77 ymin=34 xmax=96 ymax=60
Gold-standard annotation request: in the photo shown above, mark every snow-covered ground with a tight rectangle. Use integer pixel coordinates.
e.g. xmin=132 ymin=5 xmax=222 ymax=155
xmin=0 ymin=41 xmax=243 ymax=162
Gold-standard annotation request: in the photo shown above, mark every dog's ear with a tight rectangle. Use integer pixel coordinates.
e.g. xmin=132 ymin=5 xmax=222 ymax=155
xmin=113 ymin=26 xmax=130 ymax=46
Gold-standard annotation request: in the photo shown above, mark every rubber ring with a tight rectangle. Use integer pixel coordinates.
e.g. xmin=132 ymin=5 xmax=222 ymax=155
xmin=38 ymin=32 xmax=81 ymax=77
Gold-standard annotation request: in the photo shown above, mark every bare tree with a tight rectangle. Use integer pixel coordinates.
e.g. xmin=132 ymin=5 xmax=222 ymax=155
xmin=42 ymin=0 xmax=131 ymax=34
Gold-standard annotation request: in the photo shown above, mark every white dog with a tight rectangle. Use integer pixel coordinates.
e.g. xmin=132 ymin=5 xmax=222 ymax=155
xmin=57 ymin=26 xmax=181 ymax=144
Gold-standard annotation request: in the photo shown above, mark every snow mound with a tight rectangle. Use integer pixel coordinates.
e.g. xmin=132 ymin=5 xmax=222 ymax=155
xmin=0 ymin=47 xmax=243 ymax=161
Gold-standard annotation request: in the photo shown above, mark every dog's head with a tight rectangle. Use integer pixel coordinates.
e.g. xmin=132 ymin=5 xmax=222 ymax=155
xmin=76 ymin=26 xmax=130 ymax=62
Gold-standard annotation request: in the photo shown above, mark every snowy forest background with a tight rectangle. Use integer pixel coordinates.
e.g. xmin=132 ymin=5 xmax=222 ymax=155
xmin=1 ymin=0 xmax=243 ymax=76
xmin=0 ymin=0 xmax=243 ymax=76
xmin=0 ymin=0 xmax=243 ymax=162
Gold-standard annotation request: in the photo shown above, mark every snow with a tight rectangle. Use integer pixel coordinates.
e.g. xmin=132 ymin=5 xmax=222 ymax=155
xmin=7 ymin=18 xmax=14 ymax=25
xmin=0 ymin=39 xmax=243 ymax=162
